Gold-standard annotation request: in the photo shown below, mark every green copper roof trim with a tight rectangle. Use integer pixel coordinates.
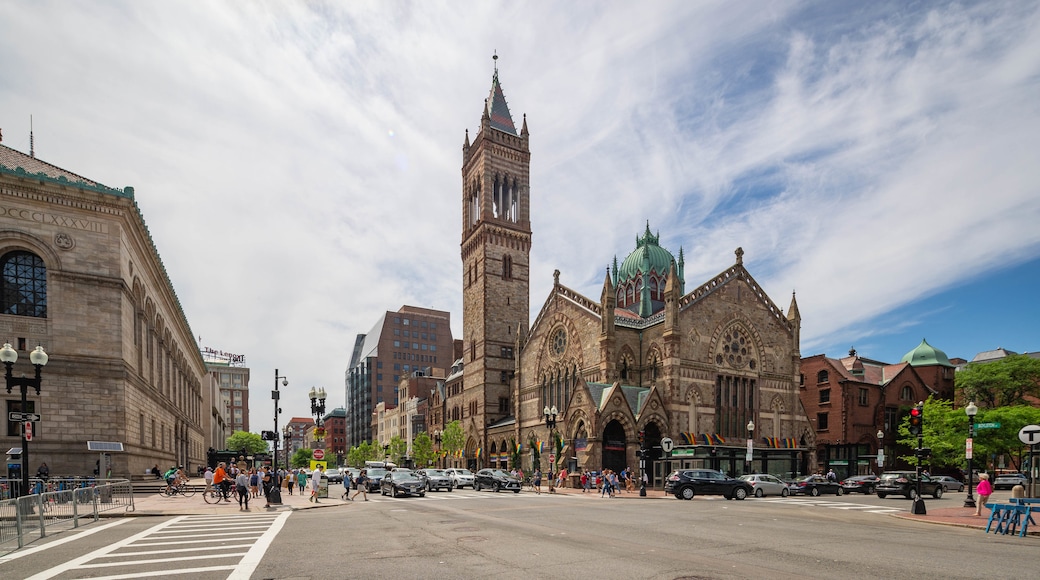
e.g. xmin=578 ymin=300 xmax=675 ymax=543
xmin=0 ymin=163 xmax=134 ymax=199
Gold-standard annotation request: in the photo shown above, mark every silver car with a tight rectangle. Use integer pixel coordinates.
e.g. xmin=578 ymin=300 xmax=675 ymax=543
xmin=445 ymin=468 xmax=475 ymax=489
xmin=739 ymin=474 xmax=790 ymax=497
xmin=417 ymin=469 xmax=454 ymax=492
xmin=932 ymin=475 xmax=965 ymax=492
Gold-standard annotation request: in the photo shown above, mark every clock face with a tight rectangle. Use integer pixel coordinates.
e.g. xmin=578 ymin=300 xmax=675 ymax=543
xmin=551 ymin=328 xmax=567 ymax=358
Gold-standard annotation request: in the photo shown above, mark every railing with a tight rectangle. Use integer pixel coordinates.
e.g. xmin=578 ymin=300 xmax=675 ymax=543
xmin=0 ymin=478 xmax=134 ymax=555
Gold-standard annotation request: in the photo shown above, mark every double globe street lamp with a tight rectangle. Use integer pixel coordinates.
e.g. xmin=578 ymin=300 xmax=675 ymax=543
xmin=964 ymin=401 xmax=978 ymax=508
xmin=1 ymin=343 xmax=48 ymax=497
xmin=543 ymin=405 xmax=558 ymax=491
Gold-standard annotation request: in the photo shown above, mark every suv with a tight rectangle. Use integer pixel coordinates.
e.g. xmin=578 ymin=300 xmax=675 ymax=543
xmin=664 ymin=469 xmax=752 ymax=500
xmin=445 ymin=468 xmax=475 ymax=489
xmin=875 ymin=471 xmax=943 ymax=499
xmin=994 ymin=473 xmax=1028 ymax=490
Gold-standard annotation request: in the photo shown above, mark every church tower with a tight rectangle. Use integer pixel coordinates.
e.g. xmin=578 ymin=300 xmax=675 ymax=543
xmin=460 ymin=56 xmax=531 ymax=451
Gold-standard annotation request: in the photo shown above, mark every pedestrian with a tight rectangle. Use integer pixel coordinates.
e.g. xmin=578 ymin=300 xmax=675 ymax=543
xmin=152 ymin=464 xmax=162 ymax=480
xmin=249 ymin=468 xmax=260 ymax=498
xmin=533 ymin=468 xmax=542 ymax=494
xmin=351 ymin=469 xmax=369 ymax=501
xmin=310 ymin=465 xmax=323 ymax=503
xmin=601 ymin=470 xmax=614 ymax=498
xmin=974 ymin=473 xmax=993 ymax=516
xmin=298 ymin=469 xmax=308 ymax=495
xmin=580 ymin=471 xmax=588 ymax=492
xmin=236 ymin=468 xmax=250 ymax=510
xmin=36 ymin=462 xmax=50 ymax=480
xmin=557 ymin=467 xmax=568 ymax=489
xmin=286 ymin=469 xmax=295 ymax=495
xmin=826 ymin=469 xmax=837 ymax=482
xmin=203 ymin=466 xmax=214 ymax=493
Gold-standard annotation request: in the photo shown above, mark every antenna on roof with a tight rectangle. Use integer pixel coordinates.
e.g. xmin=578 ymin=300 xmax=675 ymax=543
xmin=492 ymin=50 xmax=498 ymax=73
xmin=30 ymin=115 xmax=35 ymax=158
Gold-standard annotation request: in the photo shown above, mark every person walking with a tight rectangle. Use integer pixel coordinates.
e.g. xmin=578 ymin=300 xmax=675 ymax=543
xmin=351 ymin=469 xmax=369 ymax=501
xmin=974 ymin=473 xmax=993 ymax=516
xmin=286 ymin=469 xmax=295 ymax=495
xmin=297 ymin=469 xmax=308 ymax=495
xmin=532 ymin=468 xmax=542 ymax=494
xmin=235 ymin=469 xmax=250 ymax=510
xmin=203 ymin=466 xmax=214 ymax=494
xmin=249 ymin=468 xmax=260 ymax=498
xmin=580 ymin=471 xmax=588 ymax=492
xmin=310 ymin=465 xmax=323 ymax=503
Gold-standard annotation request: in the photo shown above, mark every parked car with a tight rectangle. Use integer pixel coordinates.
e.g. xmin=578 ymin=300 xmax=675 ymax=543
xmin=787 ymin=475 xmax=844 ymax=496
xmin=875 ymin=471 xmax=943 ymax=499
xmin=664 ymin=469 xmax=752 ymax=500
xmin=380 ymin=470 xmax=426 ymax=498
xmin=994 ymin=473 xmax=1028 ymax=490
xmin=932 ymin=475 xmax=965 ymax=492
xmin=324 ymin=468 xmax=343 ymax=483
xmin=363 ymin=468 xmax=389 ymax=492
xmin=417 ymin=469 xmax=454 ymax=492
xmin=840 ymin=474 xmax=880 ymax=495
xmin=445 ymin=468 xmax=476 ymax=489
xmin=739 ymin=474 xmax=790 ymax=497
xmin=473 ymin=469 xmax=522 ymax=493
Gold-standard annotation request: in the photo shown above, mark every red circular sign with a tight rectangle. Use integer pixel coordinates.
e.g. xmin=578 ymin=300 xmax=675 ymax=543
xmin=549 ymin=454 xmax=556 ymax=463
xmin=313 ymin=449 xmax=325 ymax=460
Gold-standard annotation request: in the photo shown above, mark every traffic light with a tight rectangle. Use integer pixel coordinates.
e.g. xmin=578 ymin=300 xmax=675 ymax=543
xmin=908 ymin=404 xmax=923 ymax=436
xmin=638 ymin=430 xmax=646 ymax=444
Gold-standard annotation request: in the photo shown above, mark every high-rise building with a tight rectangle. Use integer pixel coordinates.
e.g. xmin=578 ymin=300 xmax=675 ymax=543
xmin=345 ymin=306 xmax=453 ymax=447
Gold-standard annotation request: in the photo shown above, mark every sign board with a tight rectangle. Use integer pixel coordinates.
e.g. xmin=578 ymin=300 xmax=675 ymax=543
xmin=549 ymin=454 xmax=556 ymax=464
xmin=8 ymin=412 xmax=41 ymax=422
xmin=746 ymin=438 xmax=753 ymax=462
xmin=661 ymin=437 xmax=673 ymax=453
xmin=313 ymin=449 xmax=325 ymax=461
xmin=965 ymin=437 xmax=973 ymax=459
xmin=1019 ymin=425 xmax=1040 ymax=446
xmin=24 ymin=421 xmax=32 ymax=441
xmin=877 ymin=450 xmax=885 ymax=467
xmin=976 ymin=422 xmax=1001 ymax=430
xmin=309 ymin=460 xmax=328 ymax=472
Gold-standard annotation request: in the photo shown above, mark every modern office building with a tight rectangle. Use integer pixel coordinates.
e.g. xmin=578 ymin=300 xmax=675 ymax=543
xmin=344 ymin=306 xmax=453 ymax=448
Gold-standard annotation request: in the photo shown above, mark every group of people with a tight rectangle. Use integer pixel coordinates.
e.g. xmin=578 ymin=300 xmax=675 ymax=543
xmin=203 ymin=461 xmax=286 ymax=509
xmin=580 ymin=468 xmax=636 ymax=497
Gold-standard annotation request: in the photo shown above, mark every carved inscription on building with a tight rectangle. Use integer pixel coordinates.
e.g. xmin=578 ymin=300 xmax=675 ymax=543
xmin=0 ymin=205 xmax=108 ymax=233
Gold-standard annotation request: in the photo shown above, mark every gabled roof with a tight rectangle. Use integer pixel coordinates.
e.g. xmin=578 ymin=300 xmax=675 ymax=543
xmin=971 ymin=347 xmax=1018 ymax=363
xmin=585 ymin=382 xmax=650 ymax=413
xmin=0 ymin=143 xmax=130 ymax=198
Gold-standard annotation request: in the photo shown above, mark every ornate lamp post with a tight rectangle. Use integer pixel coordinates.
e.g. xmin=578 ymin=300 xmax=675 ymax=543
xmin=270 ymin=369 xmax=288 ymax=504
xmin=309 ymin=386 xmax=327 ymax=448
xmin=745 ymin=420 xmax=755 ymax=475
xmin=544 ymin=405 xmax=558 ymax=492
xmin=1 ymin=344 xmax=47 ymax=497
xmin=283 ymin=425 xmax=292 ymax=468
xmin=964 ymin=401 xmax=978 ymax=508
xmin=876 ymin=429 xmax=885 ymax=474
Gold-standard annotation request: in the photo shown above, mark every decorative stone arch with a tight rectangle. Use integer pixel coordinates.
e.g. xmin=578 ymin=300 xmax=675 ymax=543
xmin=465 ymin=437 xmax=479 ymax=469
xmin=709 ymin=315 xmax=765 ymax=373
xmin=0 ymin=229 xmax=64 ymax=270
xmin=685 ymin=385 xmax=705 ymax=434
xmin=769 ymin=394 xmax=786 ymax=439
xmin=617 ymin=347 xmax=637 ymax=382
xmin=645 ymin=344 xmax=664 ymax=383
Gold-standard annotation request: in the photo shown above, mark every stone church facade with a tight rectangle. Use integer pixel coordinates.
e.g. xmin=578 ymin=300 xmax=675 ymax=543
xmin=456 ymin=65 xmax=814 ymax=483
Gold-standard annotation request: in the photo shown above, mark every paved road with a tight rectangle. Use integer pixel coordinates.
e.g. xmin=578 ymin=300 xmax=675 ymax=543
xmin=1 ymin=486 xmax=1033 ymax=579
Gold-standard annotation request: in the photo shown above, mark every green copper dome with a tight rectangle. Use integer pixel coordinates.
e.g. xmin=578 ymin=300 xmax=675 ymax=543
xmin=900 ymin=338 xmax=954 ymax=367
xmin=617 ymin=223 xmax=677 ymax=283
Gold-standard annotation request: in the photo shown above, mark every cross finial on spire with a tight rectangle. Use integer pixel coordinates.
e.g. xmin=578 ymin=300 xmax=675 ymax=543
xmin=493 ymin=51 xmax=498 ymax=73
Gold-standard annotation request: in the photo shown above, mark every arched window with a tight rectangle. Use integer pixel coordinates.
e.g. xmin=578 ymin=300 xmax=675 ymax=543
xmin=816 ymin=370 xmax=829 ymax=384
xmin=900 ymin=385 xmax=913 ymax=401
xmin=1 ymin=251 xmax=47 ymax=317
xmin=503 ymin=255 xmax=513 ymax=280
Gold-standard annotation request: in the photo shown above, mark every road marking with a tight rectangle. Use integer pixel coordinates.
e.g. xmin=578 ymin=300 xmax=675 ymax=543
xmin=764 ymin=497 xmax=903 ymax=514
xmin=0 ymin=519 xmax=130 ymax=564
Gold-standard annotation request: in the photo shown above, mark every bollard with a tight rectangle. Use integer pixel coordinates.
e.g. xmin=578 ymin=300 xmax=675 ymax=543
xmin=1011 ymin=484 xmax=1025 ymax=499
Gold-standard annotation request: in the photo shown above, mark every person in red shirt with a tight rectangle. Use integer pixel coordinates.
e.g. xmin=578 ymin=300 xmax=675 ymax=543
xmin=213 ymin=462 xmax=231 ymax=502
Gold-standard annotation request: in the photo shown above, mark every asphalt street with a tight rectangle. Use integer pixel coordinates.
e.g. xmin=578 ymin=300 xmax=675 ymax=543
xmin=1 ymin=483 xmax=1035 ymax=579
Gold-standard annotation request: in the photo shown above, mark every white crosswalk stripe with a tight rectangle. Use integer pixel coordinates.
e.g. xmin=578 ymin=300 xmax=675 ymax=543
xmin=362 ymin=489 xmax=548 ymax=502
xmin=760 ymin=496 xmax=903 ymax=514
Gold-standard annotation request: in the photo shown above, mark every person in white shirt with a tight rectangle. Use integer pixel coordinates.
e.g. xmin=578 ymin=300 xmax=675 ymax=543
xmin=310 ymin=466 xmax=324 ymax=503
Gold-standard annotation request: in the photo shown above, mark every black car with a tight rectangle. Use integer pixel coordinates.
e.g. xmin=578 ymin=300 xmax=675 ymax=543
xmin=663 ymin=469 xmax=752 ymax=500
xmin=362 ymin=468 xmax=388 ymax=492
xmin=840 ymin=475 xmax=880 ymax=495
xmin=380 ymin=470 xmax=426 ymax=498
xmin=875 ymin=471 xmax=943 ymax=499
xmin=473 ymin=469 xmax=522 ymax=493
xmin=787 ymin=475 xmax=844 ymax=496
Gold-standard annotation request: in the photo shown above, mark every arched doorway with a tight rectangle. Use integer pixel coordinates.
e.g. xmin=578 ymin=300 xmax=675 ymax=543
xmin=602 ymin=420 xmax=627 ymax=473
xmin=466 ymin=438 xmax=478 ymax=471
xmin=642 ymin=421 xmax=663 ymax=487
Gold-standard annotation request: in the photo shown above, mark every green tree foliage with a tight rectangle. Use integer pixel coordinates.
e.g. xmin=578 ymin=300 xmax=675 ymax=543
xmin=896 ymin=396 xmax=1040 ymax=472
xmin=412 ymin=432 xmax=435 ymax=467
xmin=442 ymin=420 xmax=464 ymax=457
xmin=388 ymin=435 xmax=407 ymax=465
xmin=346 ymin=442 xmax=381 ymax=467
xmin=290 ymin=448 xmax=313 ymax=468
xmin=528 ymin=432 xmax=541 ymax=470
xmin=956 ymin=354 xmax=1040 ymax=407
xmin=510 ymin=437 xmax=521 ymax=469
xmin=225 ymin=431 xmax=268 ymax=455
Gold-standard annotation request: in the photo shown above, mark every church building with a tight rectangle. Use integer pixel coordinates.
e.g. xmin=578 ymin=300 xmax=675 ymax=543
xmin=454 ymin=62 xmax=815 ymax=484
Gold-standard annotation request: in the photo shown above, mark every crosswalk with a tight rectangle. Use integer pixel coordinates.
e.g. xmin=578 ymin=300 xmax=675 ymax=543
xmin=26 ymin=512 xmax=289 ymax=580
xmin=359 ymin=488 xmax=538 ymax=503
xmin=760 ymin=496 xmax=904 ymax=514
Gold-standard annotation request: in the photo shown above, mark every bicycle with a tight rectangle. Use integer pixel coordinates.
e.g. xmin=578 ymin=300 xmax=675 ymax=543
xmin=201 ymin=485 xmax=229 ymax=504
xmin=159 ymin=483 xmax=197 ymax=498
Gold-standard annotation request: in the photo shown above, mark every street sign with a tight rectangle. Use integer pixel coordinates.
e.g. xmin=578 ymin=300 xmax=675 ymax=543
xmin=8 ymin=412 xmax=41 ymax=422
xmin=966 ymin=437 xmax=973 ymax=460
xmin=24 ymin=421 xmax=32 ymax=441
xmin=549 ymin=453 xmax=556 ymax=464
xmin=313 ymin=449 xmax=325 ymax=460
xmin=1019 ymin=424 xmax=1040 ymax=445
xmin=661 ymin=437 xmax=674 ymax=453
xmin=976 ymin=422 xmax=1001 ymax=430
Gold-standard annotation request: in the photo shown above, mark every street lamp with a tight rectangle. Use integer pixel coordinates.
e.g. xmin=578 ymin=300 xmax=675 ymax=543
xmin=271 ymin=369 xmax=288 ymax=505
xmin=745 ymin=419 xmax=755 ymax=476
xmin=964 ymin=401 xmax=978 ymax=508
xmin=876 ymin=430 xmax=885 ymax=474
xmin=544 ymin=405 xmax=558 ymax=492
xmin=433 ymin=430 xmax=442 ymax=468
xmin=1 ymin=344 xmax=47 ymax=497
xmin=283 ymin=425 xmax=292 ymax=468
xmin=309 ymin=387 xmax=327 ymax=450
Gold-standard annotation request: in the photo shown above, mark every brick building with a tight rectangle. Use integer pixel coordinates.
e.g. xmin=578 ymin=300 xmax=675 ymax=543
xmin=0 ymin=142 xmax=207 ymax=478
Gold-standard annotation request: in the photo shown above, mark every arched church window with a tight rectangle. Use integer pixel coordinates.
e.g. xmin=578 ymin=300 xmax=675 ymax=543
xmin=900 ymin=385 xmax=913 ymax=401
xmin=1 ymin=251 xmax=47 ymax=317
xmin=503 ymin=255 xmax=513 ymax=280
xmin=817 ymin=370 xmax=829 ymax=384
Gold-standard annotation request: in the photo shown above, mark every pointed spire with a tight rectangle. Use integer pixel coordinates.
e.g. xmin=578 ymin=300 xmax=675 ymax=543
xmin=485 ymin=53 xmax=517 ymax=135
xmin=521 ymin=113 xmax=529 ymax=137
xmin=735 ymin=246 xmax=744 ymax=265
xmin=464 ymin=128 xmax=470 ymax=149
xmin=787 ymin=291 xmax=801 ymax=322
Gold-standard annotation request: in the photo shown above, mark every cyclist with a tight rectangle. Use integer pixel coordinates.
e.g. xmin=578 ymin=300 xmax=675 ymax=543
xmin=163 ymin=466 xmax=178 ymax=494
xmin=213 ymin=462 xmax=232 ymax=502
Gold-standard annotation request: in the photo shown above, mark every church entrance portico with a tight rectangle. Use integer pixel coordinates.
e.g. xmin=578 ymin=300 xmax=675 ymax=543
xmin=602 ymin=420 xmax=627 ymax=473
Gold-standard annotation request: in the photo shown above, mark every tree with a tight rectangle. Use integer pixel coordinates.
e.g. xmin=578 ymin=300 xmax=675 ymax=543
xmin=528 ymin=432 xmax=541 ymax=471
xmin=510 ymin=437 xmax=521 ymax=470
xmin=388 ymin=435 xmax=407 ymax=465
xmin=290 ymin=448 xmax=313 ymax=468
xmin=442 ymin=420 xmax=464 ymax=461
xmin=412 ymin=432 xmax=435 ymax=467
xmin=225 ymin=431 xmax=268 ymax=455
xmin=956 ymin=354 xmax=1040 ymax=407
xmin=346 ymin=442 xmax=381 ymax=467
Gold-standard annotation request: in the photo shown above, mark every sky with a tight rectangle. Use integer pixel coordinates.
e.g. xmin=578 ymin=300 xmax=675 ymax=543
xmin=1 ymin=1 xmax=1038 ymax=432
